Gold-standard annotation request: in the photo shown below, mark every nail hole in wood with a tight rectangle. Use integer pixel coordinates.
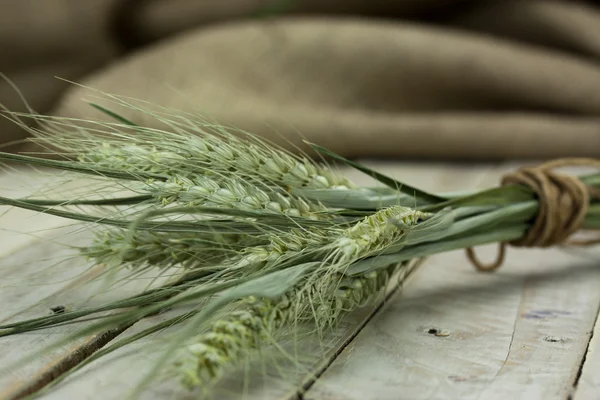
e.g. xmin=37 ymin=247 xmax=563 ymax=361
xmin=425 ymin=327 xmax=450 ymax=337
xmin=50 ymin=305 xmax=65 ymax=314
xmin=543 ymin=335 xmax=567 ymax=343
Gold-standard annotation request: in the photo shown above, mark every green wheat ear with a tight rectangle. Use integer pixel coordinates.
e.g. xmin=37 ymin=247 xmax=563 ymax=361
xmin=175 ymin=263 xmax=401 ymax=391
xmin=2 ymin=88 xmax=598 ymax=399
xmin=0 ymin=98 xmax=423 ymax=395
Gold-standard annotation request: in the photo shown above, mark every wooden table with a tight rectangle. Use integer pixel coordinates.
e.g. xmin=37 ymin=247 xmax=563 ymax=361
xmin=1 ymin=161 xmax=600 ymax=400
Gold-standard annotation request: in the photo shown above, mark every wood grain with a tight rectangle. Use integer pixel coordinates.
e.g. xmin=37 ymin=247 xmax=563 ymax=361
xmin=568 ymin=246 xmax=600 ymax=400
xmin=0 ymin=228 xmax=171 ymax=400
xmin=33 ymin=259 xmax=421 ymax=400
xmin=0 ymin=161 xmax=497 ymax=399
xmin=306 ymin=163 xmax=600 ymax=400
xmin=0 ymin=166 xmax=115 ymax=399
xmin=306 ymin=247 xmax=600 ymax=400
xmin=0 ymin=164 xmax=173 ymax=400
xmin=0 ymin=166 xmax=74 ymax=256
xmin=8 ymin=160 xmax=597 ymax=400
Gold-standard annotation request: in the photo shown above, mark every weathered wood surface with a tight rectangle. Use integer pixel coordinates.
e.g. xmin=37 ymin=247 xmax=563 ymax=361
xmin=307 ymin=163 xmax=600 ymax=400
xmin=0 ymin=161 xmax=494 ymax=399
xmin=0 ymin=225 xmax=174 ymax=400
xmin=0 ymin=166 xmax=75 ymax=253
xmin=0 ymin=167 xmax=172 ymax=399
xmin=35 ymin=259 xmax=423 ymax=400
xmin=572 ymin=246 xmax=600 ymax=400
xmin=307 ymin=246 xmax=600 ymax=400
xmin=2 ymin=161 xmax=599 ymax=400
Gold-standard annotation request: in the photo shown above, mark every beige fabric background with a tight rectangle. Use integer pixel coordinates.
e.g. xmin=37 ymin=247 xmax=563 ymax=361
xmin=2 ymin=0 xmax=600 ymax=160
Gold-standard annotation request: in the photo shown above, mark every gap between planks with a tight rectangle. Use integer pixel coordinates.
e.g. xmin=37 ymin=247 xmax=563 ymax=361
xmin=0 ymin=161 xmax=501 ymax=399
xmin=570 ymin=246 xmax=600 ymax=400
xmin=306 ymin=162 xmax=600 ymax=400
xmin=0 ymin=227 xmax=173 ymax=400
xmin=0 ymin=166 xmax=172 ymax=399
xmin=21 ymin=258 xmax=424 ymax=400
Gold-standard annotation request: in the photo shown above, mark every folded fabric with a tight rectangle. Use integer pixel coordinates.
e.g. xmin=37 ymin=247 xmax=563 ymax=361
xmin=0 ymin=0 xmax=119 ymax=151
xmin=5 ymin=0 xmax=600 ymax=160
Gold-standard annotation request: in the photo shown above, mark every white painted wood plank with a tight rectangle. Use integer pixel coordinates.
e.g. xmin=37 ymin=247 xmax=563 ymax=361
xmin=307 ymin=163 xmax=600 ymax=400
xmin=0 ymin=165 xmax=133 ymax=257
xmin=0 ymin=166 xmax=75 ymax=257
xmin=34 ymin=260 xmax=421 ymax=400
xmin=0 ymin=164 xmax=174 ymax=399
xmin=572 ymin=254 xmax=600 ymax=400
xmin=0 ymin=227 xmax=173 ymax=400
xmin=0 ymin=228 xmax=108 ymax=399
xmin=307 ymin=247 xmax=600 ymax=400
xmin=15 ymin=161 xmax=497 ymax=400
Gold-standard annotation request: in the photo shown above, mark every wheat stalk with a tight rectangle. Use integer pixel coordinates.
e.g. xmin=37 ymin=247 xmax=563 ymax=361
xmin=177 ymin=263 xmax=400 ymax=390
xmin=141 ymin=175 xmax=329 ymax=219
xmin=82 ymin=229 xmax=262 ymax=270
xmin=75 ymin=134 xmax=355 ymax=190
xmin=1 ymin=92 xmax=600 ymax=399
xmin=9 ymin=105 xmax=354 ymax=191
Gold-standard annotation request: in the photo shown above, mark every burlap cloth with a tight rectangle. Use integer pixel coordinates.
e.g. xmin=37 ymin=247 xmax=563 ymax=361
xmin=2 ymin=0 xmax=600 ymax=160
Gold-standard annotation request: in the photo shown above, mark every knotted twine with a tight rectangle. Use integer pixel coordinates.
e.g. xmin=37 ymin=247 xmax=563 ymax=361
xmin=466 ymin=158 xmax=600 ymax=272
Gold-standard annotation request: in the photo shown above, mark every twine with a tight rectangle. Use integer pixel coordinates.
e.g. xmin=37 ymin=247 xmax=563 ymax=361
xmin=466 ymin=158 xmax=600 ymax=272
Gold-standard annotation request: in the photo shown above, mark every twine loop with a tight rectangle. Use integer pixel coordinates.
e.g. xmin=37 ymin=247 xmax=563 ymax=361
xmin=466 ymin=158 xmax=600 ymax=272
